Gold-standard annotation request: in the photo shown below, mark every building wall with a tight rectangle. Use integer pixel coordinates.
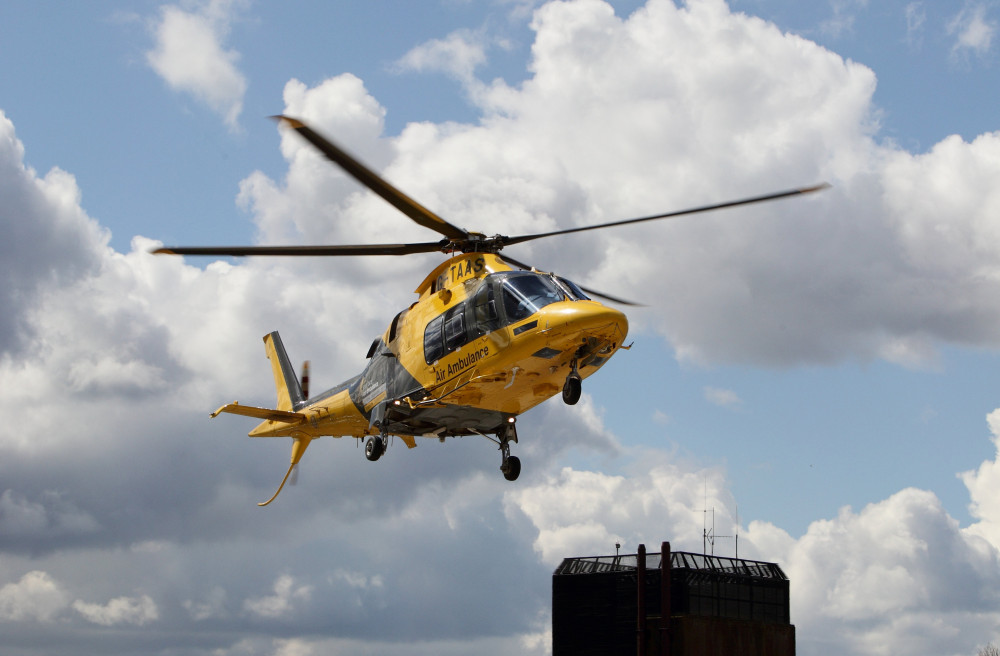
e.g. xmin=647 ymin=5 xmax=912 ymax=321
xmin=553 ymin=571 xmax=637 ymax=656
xmin=553 ymin=554 xmax=794 ymax=656
xmin=648 ymin=616 xmax=795 ymax=656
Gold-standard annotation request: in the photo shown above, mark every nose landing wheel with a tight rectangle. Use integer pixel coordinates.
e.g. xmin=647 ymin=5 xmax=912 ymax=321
xmin=563 ymin=357 xmax=582 ymax=405
xmin=562 ymin=375 xmax=581 ymax=405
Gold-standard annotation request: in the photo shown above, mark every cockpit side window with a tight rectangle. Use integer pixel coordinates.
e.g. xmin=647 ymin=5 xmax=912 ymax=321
xmin=554 ymin=276 xmax=591 ymax=301
xmin=473 ymin=282 xmax=500 ymax=336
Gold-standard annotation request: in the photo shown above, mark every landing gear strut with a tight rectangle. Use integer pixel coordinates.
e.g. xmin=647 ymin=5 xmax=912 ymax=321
xmin=563 ymin=358 xmax=582 ymax=405
xmin=498 ymin=421 xmax=521 ymax=481
xmin=365 ymin=434 xmax=386 ymax=461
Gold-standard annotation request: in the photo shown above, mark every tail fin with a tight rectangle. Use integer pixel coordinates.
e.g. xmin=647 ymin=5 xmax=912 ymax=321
xmin=263 ymin=332 xmax=305 ymax=411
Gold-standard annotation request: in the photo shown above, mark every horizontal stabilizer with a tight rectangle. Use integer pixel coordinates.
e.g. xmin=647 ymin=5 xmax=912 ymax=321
xmin=211 ymin=402 xmax=305 ymax=424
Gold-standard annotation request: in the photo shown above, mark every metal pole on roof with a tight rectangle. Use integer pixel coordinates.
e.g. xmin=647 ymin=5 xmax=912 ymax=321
xmin=637 ymin=543 xmax=646 ymax=656
xmin=660 ymin=541 xmax=671 ymax=656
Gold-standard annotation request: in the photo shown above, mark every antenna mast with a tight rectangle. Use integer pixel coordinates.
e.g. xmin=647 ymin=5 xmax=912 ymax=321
xmin=702 ymin=479 xmax=739 ymax=557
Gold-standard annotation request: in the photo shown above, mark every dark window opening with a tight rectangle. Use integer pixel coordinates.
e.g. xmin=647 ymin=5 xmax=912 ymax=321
xmin=555 ymin=276 xmax=590 ymax=301
xmin=424 ymin=302 xmax=475 ymax=365
xmin=388 ymin=310 xmax=406 ymax=343
xmin=443 ymin=305 xmax=466 ymax=353
xmin=473 ymin=282 xmax=500 ymax=336
xmin=424 ymin=314 xmax=444 ymax=364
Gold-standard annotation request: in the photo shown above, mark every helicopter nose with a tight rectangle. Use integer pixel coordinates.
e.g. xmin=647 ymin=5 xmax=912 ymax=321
xmin=540 ymin=300 xmax=629 ymax=345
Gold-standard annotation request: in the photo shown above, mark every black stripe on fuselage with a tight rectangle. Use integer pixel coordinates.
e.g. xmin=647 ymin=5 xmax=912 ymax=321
xmin=295 ymin=374 xmax=360 ymax=411
xmin=301 ymin=339 xmax=514 ymax=438
xmin=383 ymin=403 xmax=511 ymax=438
xmin=346 ymin=339 xmax=427 ymax=420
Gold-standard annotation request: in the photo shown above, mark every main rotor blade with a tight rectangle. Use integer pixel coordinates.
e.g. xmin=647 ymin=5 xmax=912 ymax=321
xmin=500 ymin=183 xmax=830 ymax=248
xmin=153 ymin=241 xmax=446 ymax=257
xmin=575 ymin=284 xmax=643 ymax=307
xmin=498 ymin=254 xmax=643 ymax=306
xmin=273 ymin=115 xmax=469 ymax=242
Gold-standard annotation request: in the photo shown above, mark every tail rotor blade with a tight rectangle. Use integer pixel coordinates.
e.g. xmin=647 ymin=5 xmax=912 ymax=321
xmin=300 ymin=361 xmax=310 ymax=400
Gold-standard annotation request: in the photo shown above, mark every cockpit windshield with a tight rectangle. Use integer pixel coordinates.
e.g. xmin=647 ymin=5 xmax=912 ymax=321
xmin=501 ymin=274 xmax=566 ymax=322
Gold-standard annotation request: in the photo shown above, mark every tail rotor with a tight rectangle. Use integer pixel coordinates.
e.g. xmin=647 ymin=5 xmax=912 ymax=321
xmin=300 ymin=360 xmax=310 ymax=400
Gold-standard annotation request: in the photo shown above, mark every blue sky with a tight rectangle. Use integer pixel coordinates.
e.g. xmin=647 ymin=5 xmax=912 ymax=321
xmin=737 ymin=0 xmax=1000 ymax=150
xmin=3 ymin=1 xmax=1000 ymax=655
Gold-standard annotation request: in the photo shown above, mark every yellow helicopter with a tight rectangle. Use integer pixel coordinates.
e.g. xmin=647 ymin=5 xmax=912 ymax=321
xmin=156 ymin=116 xmax=826 ymax=505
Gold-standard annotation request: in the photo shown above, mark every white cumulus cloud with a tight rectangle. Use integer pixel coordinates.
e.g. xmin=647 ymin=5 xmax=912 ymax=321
xmin=0 ymin=111 xmax=107 ymax=357
xmin=394 ymin=28 xmax=490 ymax=84
xmin=506 ymin=462 xmax=732 ymax=563
xmin=960 ymin=409 xmax=1000 ymax=546
xmin=72 ymin=594 xmax=159 ymax=626
xmin=0 ymin=571 xmax=68 ymax=623
xmin=704 ymin=386 xmax=743 ymax=408
xmin=243 ymin=575 xmax=313 ymax=619
xmin=146 ymin=0 xmax=248 ymax=129
xmin=948 ymin=3 xmax=997 ymax=57
xmin=773 ymin=487 xmax=1000 ymax=655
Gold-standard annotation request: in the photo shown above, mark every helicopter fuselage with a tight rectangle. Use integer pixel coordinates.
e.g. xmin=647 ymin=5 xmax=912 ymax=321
xmin=244 ymin=253 xmax=628 ymax=444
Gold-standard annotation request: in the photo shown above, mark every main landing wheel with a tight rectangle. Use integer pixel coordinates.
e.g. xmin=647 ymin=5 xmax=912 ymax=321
xmin=502 ymin=455 xmax=521 ymax=481
xmin=365 ymin=435 xmax=385 ymax=461
xmin=498 ymin=422 xmax=520 ymax=481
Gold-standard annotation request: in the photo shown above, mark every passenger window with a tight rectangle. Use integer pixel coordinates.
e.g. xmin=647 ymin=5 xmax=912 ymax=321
xmin=424 ymin=315 xmax=444 ymax=363
xmin=443 ymin=306 xmax=466 ymax=353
